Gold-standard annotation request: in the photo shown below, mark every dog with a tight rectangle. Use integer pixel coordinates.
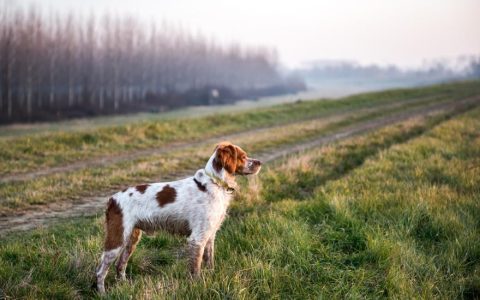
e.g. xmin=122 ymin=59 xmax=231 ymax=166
xmin=95 ymin=141 xmax=262 ymax=293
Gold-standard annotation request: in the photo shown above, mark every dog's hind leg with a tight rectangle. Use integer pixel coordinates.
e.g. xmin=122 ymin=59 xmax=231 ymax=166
xmin=96 ymin=247 xmax=122 ymax=294
xmin=116 ymin=228 xmax=142 ymax=281
xmin=95 ymin=198 xmax=125 ymax=294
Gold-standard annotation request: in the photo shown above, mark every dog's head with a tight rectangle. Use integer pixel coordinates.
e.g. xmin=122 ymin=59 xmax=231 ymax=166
xmin=211 ymin=141 xmax=262 ymax=176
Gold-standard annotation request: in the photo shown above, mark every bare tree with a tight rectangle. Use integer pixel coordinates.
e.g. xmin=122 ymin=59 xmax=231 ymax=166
xmin=0 ymin=5 xmax=301 ymax=124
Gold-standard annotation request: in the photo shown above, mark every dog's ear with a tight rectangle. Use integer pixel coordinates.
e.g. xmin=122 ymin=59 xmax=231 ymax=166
xmin=214 ymin=142 xmax=237 ymax=174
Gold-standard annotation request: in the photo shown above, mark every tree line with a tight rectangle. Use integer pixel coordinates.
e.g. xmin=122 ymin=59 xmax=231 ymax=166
xmin=0 ymin=5 xmax=304 ymax=123
xmin=297 ymin=57 xmax=480 ymax=87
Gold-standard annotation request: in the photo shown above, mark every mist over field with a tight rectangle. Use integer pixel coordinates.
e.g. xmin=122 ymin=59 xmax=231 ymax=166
xmin=1 ymin=0 xmax=479 ymax=124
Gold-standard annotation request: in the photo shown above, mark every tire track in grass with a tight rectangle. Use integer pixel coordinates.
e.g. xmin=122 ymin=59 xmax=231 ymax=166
xmin=0 ymin=96 xmax=479 ymax=235
xmin=0 ymin=95 xmax=442 ymax=183
xmin=257 ymin=96 xmax=480 ymax=163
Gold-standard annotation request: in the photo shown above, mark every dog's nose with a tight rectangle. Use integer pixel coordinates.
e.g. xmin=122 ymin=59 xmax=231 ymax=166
xmin=253 ymin=159 xmax=262 ymax=166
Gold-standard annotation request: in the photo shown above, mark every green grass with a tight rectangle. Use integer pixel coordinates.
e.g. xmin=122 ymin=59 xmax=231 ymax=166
xmin=1 ymin=80 xmax=479 ymax=175
xmin=0 ymin=90 xmax=463 ymax=214
xmin=1 ymin=105 xmax=479 ymax=299
xmin=260 ymin=108 xmax=480 ymax=298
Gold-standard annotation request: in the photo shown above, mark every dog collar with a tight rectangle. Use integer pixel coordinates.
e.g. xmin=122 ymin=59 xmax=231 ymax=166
xmin=205 ymin=171 xmax=236 ymax=193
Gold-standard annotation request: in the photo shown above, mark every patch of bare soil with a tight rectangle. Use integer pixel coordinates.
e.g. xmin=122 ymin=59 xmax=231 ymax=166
xmin=0 ymin=96 xmax=478 ymax=236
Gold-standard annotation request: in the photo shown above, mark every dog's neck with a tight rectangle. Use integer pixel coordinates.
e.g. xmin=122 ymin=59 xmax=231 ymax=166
xmin=204 ymin=154 xmax=237 ymax=191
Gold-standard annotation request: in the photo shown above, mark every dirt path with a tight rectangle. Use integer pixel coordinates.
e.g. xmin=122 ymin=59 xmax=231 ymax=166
xmin=0 ymin=96 xmax=479 ymax=236
xmin=0 ymin=95 xmax=441 ymax=183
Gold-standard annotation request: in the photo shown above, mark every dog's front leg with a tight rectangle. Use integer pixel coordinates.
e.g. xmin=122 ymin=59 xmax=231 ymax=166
xmin=202 ymin=234 xmax=215 ymax=269
xmin=187 ymin=238 xmax=206 ymax=277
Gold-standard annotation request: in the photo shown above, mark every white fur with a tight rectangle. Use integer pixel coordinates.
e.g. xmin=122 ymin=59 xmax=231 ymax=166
xmin=116 ymin=168 xmax=232 ymax=245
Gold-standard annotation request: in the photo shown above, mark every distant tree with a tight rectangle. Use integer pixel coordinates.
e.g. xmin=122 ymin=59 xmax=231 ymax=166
xmin=0 ymin=4 xmax=303 ymax=123
xmin=467 ymin=56 xmax=480 ymax=78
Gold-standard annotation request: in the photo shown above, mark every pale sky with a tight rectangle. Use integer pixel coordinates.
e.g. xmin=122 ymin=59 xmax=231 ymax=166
xmin=11 ymin=0 xmax=480 ymax=68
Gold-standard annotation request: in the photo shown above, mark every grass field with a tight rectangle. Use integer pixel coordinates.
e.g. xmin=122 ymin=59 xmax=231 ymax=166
xmin=1 ymin=80 xmax=479 ymax=176
xmin=1 ymin=81 xmax=479 ymax=216
xmin=0 ymin=92 xmax=460 ymax=215
xmin=0 ymin=81 xmax=479 ymax=299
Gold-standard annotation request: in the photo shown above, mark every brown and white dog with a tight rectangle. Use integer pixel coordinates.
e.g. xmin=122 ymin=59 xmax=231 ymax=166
xmin=95 ymin=141 xmax=262 ymax=293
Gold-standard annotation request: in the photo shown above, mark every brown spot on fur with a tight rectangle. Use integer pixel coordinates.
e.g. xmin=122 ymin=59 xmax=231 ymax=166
xmin=122 ymin=188 xmax=128 ymax=193
xmin=214 ymin=142 xmax=237 ymax=174
xmin=136 ymin=184 xmax=150 ymax=194
xmin=104 ymin=198 xmax=124 ymax=251
xmin=116 ymin=228 xmax=142 ymax=276
xmin=214 ymin=142 xmax=249 ymax=174
xmin=126 ymin=229 xmax=142 ymax=255
xmin=156 ymin=185 xmax=176 ymax=207
xmin=193 ymin=178 xmax=206 ymax=192
xmin=234 ymin=147 xmax=247 ymax=174
xmin=129 ymin=228 xmax=142 ymax=247
xmin=135 ymin=217 xmax=191 ymax=236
